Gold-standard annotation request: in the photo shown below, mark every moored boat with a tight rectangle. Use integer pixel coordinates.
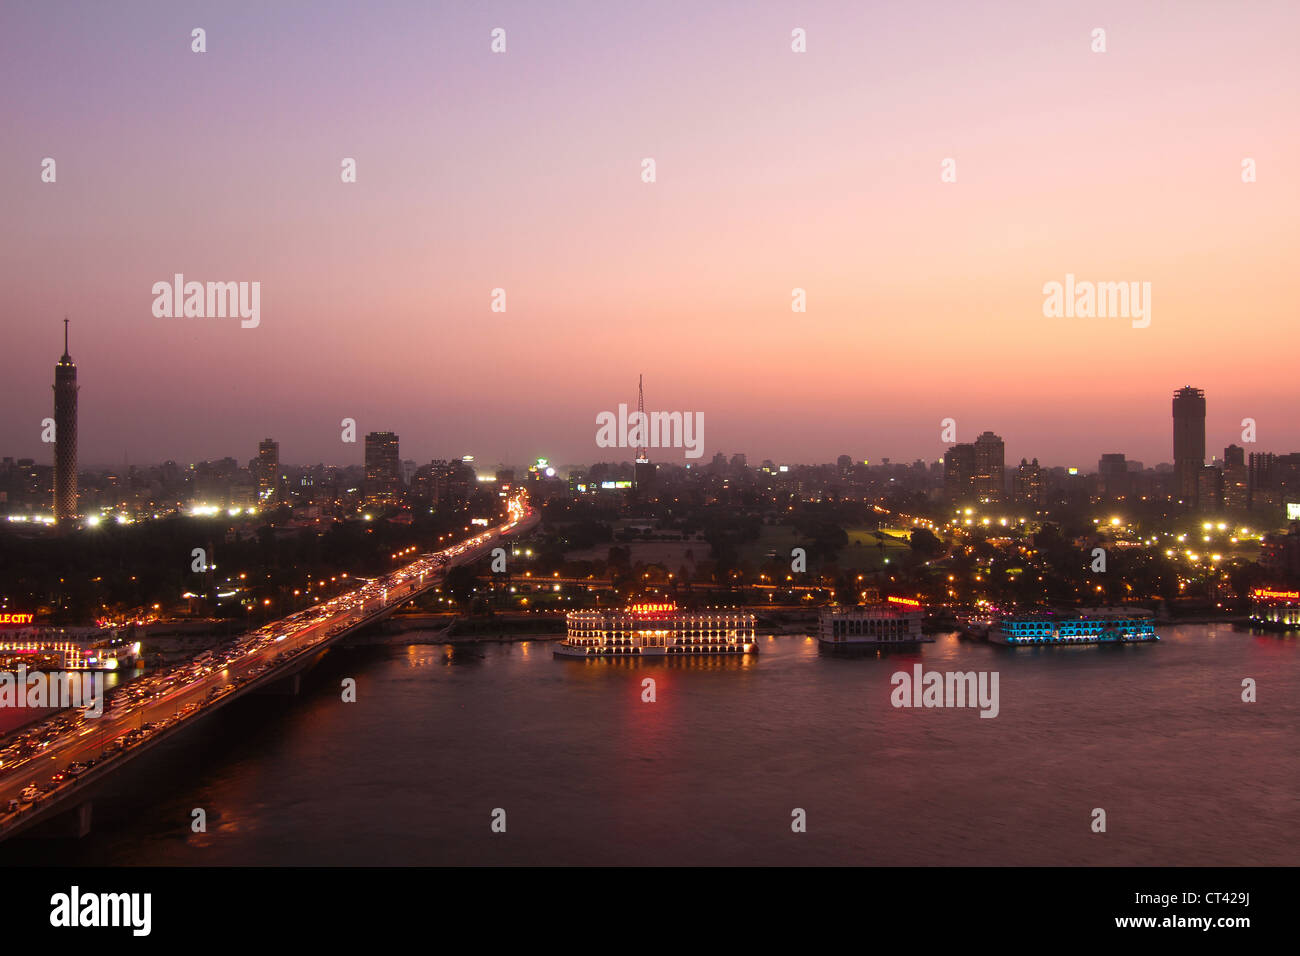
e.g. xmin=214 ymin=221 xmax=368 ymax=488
xmin=555 ymin=603 xmax=757 ymax=658
xmin=817 ymin=597 xmax=932 ymax=648
xmin=989 ymin=608 xmax=1158 ymax=645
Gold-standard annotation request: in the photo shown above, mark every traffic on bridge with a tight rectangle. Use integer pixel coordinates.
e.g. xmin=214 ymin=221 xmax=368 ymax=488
xmin=0 ymin=493 xmax=534 ymax=839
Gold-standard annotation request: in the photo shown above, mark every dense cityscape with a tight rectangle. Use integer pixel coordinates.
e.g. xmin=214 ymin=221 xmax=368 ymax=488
xmin=4 ymin=329 xmax=1299 ymax=635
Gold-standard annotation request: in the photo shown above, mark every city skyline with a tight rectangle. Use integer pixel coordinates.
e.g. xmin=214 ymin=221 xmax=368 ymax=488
xmin=22 ymin=324 xmax=1288 ymax=476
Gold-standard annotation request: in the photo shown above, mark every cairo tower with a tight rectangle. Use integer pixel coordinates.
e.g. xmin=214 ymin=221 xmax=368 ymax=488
xmin=53 ymin=318 xmax=79 ymax=523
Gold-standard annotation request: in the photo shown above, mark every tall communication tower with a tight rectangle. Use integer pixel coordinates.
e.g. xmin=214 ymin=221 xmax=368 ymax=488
xmin=635 ymin=374 xmax=649 ymax=465
xmin=53 ymin=317 xmax=79 ymax=525
xmin=633 ymin=374 xmax=656 ymax=492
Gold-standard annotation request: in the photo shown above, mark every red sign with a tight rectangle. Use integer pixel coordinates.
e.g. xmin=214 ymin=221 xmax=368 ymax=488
xmin=628 ymin=602 xmax=677 ymax=616
xmin=887 ymin=596 xmax=922 ymax=608
xmin=1253 ymin=589 xmax=1300 ymax=601
xmin=0 ymin=613 xmax=35 ymax=626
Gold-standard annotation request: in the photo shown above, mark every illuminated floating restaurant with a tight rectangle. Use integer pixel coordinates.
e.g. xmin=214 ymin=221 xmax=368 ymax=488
xmin=0 ymin=629 xmax=141 ymax=671
xmin=1249 ymin=588 xmax=1300 ymax=629
xmin=817 ymin=596 xmax=930 ymax=647
xmin=556 ymin=602 xmax=757 ymax=657
xmin=989 ymin=608 xmax=1157 ymax=645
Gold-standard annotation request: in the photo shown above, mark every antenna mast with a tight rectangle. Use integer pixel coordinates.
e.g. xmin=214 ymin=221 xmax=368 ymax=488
xmin=636 ymin=374 xmax=648 ymax=462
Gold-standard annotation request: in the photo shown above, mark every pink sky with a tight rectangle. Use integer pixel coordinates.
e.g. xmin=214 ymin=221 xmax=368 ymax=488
xmin=3 ymin=0 xmax=1298 ymax=469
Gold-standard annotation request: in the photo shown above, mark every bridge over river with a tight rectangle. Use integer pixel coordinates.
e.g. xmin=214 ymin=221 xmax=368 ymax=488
xmin=0 ymin=497 xmax=537 ymax=842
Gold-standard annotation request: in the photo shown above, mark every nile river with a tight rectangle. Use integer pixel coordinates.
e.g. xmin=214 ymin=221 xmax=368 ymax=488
xmin=2 ymin=624 xmax=1295 ymax=866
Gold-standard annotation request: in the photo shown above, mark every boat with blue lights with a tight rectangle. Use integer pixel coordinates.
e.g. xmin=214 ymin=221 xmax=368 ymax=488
xmin=989 ymin=608 xmax=1158 ymax=645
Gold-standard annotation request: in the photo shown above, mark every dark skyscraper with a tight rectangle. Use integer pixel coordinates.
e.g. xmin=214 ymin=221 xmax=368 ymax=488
xmin=255 ymin=438 xmax=280 ymax=504
xmin=1099 ymin=453 xmax=1130 ymax=499
xmin=53 ymin=319 xmax=78 ymax=524
xmin=1172 ymin=386 xmax=1206 ymax=506
xmin=972 ymin=431 xmax=1005 ymax=503
xmin=944 ymin=443 xmax=976 ymax=503
xmin=364 ymin=431 xmax=401 ymax=505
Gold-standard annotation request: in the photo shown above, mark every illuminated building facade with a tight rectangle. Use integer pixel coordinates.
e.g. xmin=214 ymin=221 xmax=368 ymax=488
xmin=944 ymin=443 xmax=976 ymax=503
xmin=254 ymin=438 xmax=280 ymax=504
xmin=364 ymin=431 xmax=401 ymax=505
xmin=1223 ymin=444 xmax=1248 ymax=511
xmin=972 ymin=431 xmax=1005 ymax=504
xmin=1013 ymin=458 xmax=1043 ymax=507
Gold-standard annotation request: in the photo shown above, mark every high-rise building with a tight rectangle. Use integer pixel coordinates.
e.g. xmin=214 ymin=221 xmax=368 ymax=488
xmin=1247 ymin=451 xmax=1276 ymax=509
xmin=1172 ymin=386 xmax=1206 ymax=507
xmin=944 ymin=443 xmax=976 ymax=503
xmin=1098 ymin=453 xmax=1130 ymax=500
xmin=364 ymin=432 xmax=401 ymax=505
xmin=1013 ymin=458 xmax=1043 ymax=507
xmin=1223 ymin=444 xmax=1248 ymax=510
xmin=53 ymin=319 xmax=78 ymax=524
xmin=254 ymin=438 xmax=280 ymax=504
xmin=972 ymin=431 xmax=1005 ymax=503
xmin=1197 ymin=465 xmax=1223 ymax=512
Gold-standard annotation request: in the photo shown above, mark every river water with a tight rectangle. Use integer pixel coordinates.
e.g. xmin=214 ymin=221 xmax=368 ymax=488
xmin=2 ymin=624 xmax=1295 ymax=866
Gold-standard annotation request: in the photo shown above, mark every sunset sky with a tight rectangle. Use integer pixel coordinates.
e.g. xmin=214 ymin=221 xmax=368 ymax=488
xmin=3 ymin=0 xmax=1298 ymax=470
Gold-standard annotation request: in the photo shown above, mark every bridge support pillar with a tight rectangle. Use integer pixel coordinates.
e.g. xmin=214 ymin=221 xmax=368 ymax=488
xmin=33 ymin=800 xmax=93 ymax=839
xmin=257 ymin=672 xmax=302 ymax=696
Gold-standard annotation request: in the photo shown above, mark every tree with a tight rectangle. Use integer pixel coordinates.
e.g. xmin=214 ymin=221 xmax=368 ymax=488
xmin=909 ymin=527 xmax=944 ymax=559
